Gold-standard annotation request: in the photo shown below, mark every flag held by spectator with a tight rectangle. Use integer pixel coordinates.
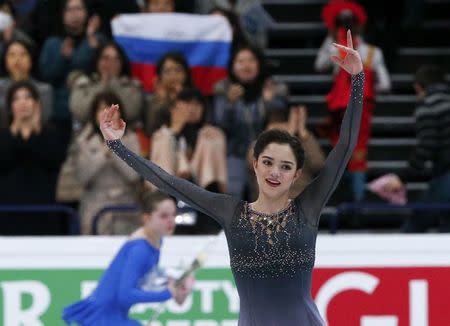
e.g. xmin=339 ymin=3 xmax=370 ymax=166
xmin=112 ymin=13 xmax=232 ymax=94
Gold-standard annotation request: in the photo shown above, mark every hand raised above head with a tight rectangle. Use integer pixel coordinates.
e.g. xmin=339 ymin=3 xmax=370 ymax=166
xmin=331 ymin=30 xmax=363 ymax=75
xmin=99 ymin=104 xmax=126 ymax=141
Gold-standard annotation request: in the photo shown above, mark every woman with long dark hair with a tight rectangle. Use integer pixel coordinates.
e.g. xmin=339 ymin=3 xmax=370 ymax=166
xmin=213 ymin=44 xmax=288 ymax=198
xmin=0 ymin=39 xmax=53 ymax=127
xmin=39 ymin=0 xmax=105 ymax=120
xmin=143 ymin=52 xmax=193 ymax=136
xmin=69 ymin=41 xmax=143 ymax=127
xmin=0 ymin=80 xmax=68 ymax=234
xmin=73 ymin=91 xmax=140 ymax=235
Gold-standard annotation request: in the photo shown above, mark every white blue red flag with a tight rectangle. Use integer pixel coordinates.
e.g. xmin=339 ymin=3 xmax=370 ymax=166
xmin=112 ymin=13 xmax=232 ymax=94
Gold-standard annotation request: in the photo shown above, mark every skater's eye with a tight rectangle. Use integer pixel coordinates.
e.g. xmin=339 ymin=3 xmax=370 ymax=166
xmin=281 ymin=164 xmax=292 ymax=170
xmin=263 ymin=160 xmax=272 ymax=166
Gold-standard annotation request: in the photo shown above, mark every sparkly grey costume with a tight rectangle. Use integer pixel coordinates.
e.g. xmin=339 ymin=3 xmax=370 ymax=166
xmin=107 ymin=72 xmax=364 ymax=326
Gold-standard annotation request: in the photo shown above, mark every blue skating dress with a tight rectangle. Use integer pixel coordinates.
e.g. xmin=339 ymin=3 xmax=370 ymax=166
xmin=63 ymin=239 xmax=171 ymax=325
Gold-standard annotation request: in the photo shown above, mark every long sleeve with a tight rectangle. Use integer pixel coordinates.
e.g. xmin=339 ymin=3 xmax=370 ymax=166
xmin=39 ymin=37 xmax=70 ymax=85
xmin=110 ymin=132 xmax=140 ymax=182
xmin=27 ymin=126 xmax=68 ymax=169
xmin=408 ymin=103 xmax=436 ymax=171
xmin=373 ymin=48 xmax=391 ymax=93
xmin=71 ymin=35 xmax=105 ymax=69
xmin=301 ymin=133 xmax=326 ymax=174
xmin=296 ymin=72 xmax=364 ymax=226
xmin=289 ymin=133 xmax=326 ymax=199
xmin=314 ymin=36 xmax=335 ymax=72
xmin=35 ymin=81 xmax=54 ymax=124
xmin=0 ymin=130 xmax=21 ymax=170
xmin=107 ymin=139 xmax=240 ymax=228
xmin=117 ymin=244 xmax=171 ymax=307
xmin=213 ymin=94 xmax=235 ymax=134
xmin=0 ymin=126 xmax=68 ymax=171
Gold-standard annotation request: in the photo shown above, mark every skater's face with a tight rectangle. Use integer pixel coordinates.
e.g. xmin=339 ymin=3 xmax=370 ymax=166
xmin=253 ymin=143 xmax=301 ymax=199
xmin=145 ymin=199 xmax=177 ymax=236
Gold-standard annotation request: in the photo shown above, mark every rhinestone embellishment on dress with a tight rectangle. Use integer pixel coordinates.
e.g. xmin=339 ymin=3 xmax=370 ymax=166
xmin=245 ymin=201 xmax=294 ymax=246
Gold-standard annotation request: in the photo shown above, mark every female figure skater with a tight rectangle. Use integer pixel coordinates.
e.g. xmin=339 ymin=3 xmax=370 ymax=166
xmin=101 ymin=31 xmax=363 ymax=325
xmin=63 ymin=191 xmax=193 ymax=325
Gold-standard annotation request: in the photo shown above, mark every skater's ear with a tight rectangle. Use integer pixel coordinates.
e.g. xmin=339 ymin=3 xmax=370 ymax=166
xmin=252 ymin=158 xmax=258 ymax=173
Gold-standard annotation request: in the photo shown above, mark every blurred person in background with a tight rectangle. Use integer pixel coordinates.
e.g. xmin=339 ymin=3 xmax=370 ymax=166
xmin=196 ymin=0 xmax=273 ymax=49
xmin=0 ymin=80 xmax=68 ymax=235
xmin=151 ymin=88 xmax=227 ymax=192
xmin=315 ymin=0 xmax=391 ymax=203
xmin=86 ymin=0 xmax=140 ymax=37
xmin=151 ymin=88 xmax=227 ymax=232
xmin=209 ymin=6 xmax=250 ymax=54
xmin=0 ymin=0 xmax=34 ymax=54
xmin=0 ymin=39 xmax=53 ymax=127
xmin=63 ymin=190 xmax=193 ymax=326
xmin=143 ymin=0 xmax=175 ymax=13
xmin=73 ymin=91 xmax=140 ymax=235
xmin=143 ymin=52 xmax=193 ymax=137
xmin=69 ymin=41 xmax=144 ymax=128
xmin=4 ymin=0 xmax=37 ymax=35
xmin=58 ymin=41 xmax=144 ymax=208
xmin=39 ymin=0 xmax=105 ymax=121
xmin=213 ymin=45 xmax=288 ymax=198
xmin=385 ymin=65 xmax=450 ymax=232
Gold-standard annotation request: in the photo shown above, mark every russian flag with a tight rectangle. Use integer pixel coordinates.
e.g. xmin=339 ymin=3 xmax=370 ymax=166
xmin=112 ymin=13 xmax=232 ymax=95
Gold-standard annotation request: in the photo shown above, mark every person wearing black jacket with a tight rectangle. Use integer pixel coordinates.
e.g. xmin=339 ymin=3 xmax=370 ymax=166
xmin=0 ymin=80 xmax=69 ymax=234
xmin=386 ymin=65 xmax=450 ymax=232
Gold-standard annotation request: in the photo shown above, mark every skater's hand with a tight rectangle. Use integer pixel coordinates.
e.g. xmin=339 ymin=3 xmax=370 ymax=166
xmin=168 ymin=276 xmax=194 ymax=305
xmin=99 ymin=104 xmax=126 ymax=141
xmin=331 ymin=30 xmax=363 ymax=75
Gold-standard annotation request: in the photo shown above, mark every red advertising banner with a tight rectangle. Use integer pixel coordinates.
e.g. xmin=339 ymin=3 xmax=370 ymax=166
xmin=312 ymin=268 xmax=450 ymax=326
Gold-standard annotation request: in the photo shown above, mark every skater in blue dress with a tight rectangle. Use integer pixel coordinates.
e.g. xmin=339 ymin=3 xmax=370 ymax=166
xmin=63 ymin=191 xmax=193 ymax=325
xmin=99 ymin=31 xmax=363 ymax=326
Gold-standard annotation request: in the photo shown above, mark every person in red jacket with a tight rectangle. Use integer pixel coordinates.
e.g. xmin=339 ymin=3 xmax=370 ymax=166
xmin=315 ymin=0 xmax=391 ymax=202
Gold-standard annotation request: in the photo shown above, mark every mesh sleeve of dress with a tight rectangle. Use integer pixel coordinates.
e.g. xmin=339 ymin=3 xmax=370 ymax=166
xmin=106 ymin=139 xmax=239 ymax=228
xmin=296 ymin=72 xmax=365 ymax=226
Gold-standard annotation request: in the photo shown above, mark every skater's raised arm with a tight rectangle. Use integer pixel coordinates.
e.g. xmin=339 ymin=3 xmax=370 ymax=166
xmin=297 ymin=30 xmax=365 ymax=226
xmin=99 ymin=105 xmax=239 ymax=228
